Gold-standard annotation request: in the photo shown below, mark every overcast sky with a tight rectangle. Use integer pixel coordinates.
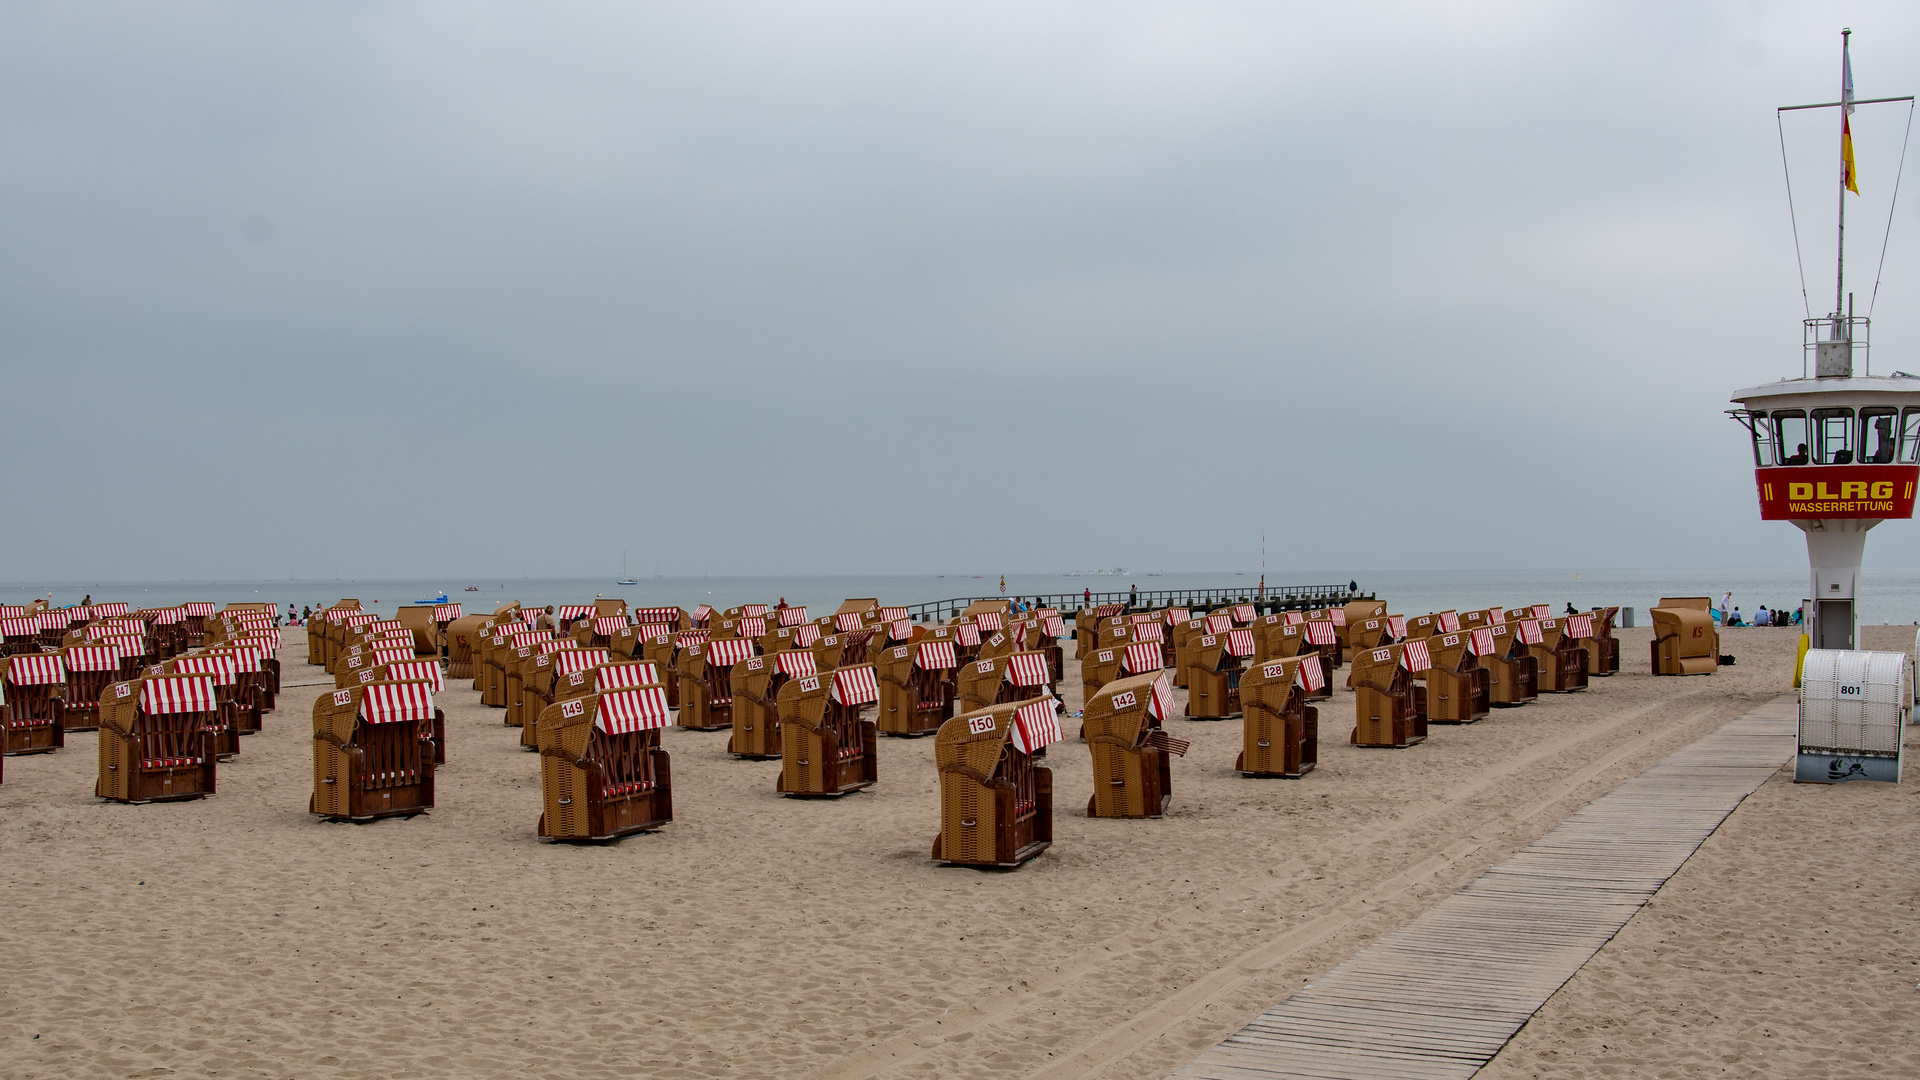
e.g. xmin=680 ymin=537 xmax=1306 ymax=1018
xmin=5 ymin=2 xmax=1920 ymax=581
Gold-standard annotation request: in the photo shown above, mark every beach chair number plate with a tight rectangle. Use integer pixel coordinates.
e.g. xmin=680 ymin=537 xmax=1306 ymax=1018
xmin=977 ymin=661 xmax=996 ymax=674
xmin=1111 ymin=691 xmax=1137 ymax=709
xmin=1264 ymin=663 xmax=1286 ymax=679
xmin=968 ymin=715 xmax=996 ymax=735
xmin=116 ymin=683 xmax=131 ymax=698
xmin=746 ymin=657 xmax=763 ymax=670
xmin=562 ymin=699 xmax=584 ymax=717
xmin=1373 ymin=649 xmax=1392 ymax=663
xmin=894 ymin=647 xmax=908 ymax=658
xmin=333 ymin=690 xmax=352 ymax=706
xmin=800 ymin=676 xmax=820 ymax=693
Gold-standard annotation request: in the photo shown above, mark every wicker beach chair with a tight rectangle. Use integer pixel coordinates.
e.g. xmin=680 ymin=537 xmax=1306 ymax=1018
xmin=95 ymin=674 xmax=217 ymax=802
xmin=168 ymin=653 xmax=247 ymax=752
xmin=57 ymin=643 xmax=123 ymax=732
xmin=507 ymin=638 xmax=574 ymax=729
xmin=1347 ymin=642 xmax=1429 ymax=748
xmin=1336 ymin=600 xmax=1386 ymax=655
xmin=955 ymin=650 xmax=1053 ymax=715
xmin=931 ymin=698 xmax=1060 ymax=868
xmin=728 ymin=649 xmax=814 ymax=757
xmin=1526 ymin=617 xmax=1590 ymax=692
xmin=1478 ymin=622 xmax=1540 ymax=704
xmin=1581 ymin=607 xmax=1621 ymax=676
xmin=536 ymin=686 xmax=673 ymax=840
xmin=2 ymin=653 xmax=67 ymax=754
xmin=1082 ymin=672 xmax=1189 ymax=818
xmin=1074 ymin=603 xmax=1126 ymax=659
xmin=1236 ymin=655 xmax=1323 ymax=777
xmin=443 ymin=614 xmax=487 ymax=680
xmin=873 ymin=638 xmax=958 ymax=737
xmin=1346 ymin=614 xmax=1398 ymax=653
xmin=395 ymin=606 xmax=444 ymax=659
xmin=1081 ymin=639 xmax=1163 ymax=707
xmin=677 ymin=636 xmax=757 ymax=731
xmin=522 ymin=648 xmax=610 ymax=749
xmin=1421 ymin=628 xmax=1492 ymax=723
xmin=774 ymin=664 xmax=880 ymax=797
xmin=1187 ymin=628 xmax=1257 ymax=719
xmin=310 ymin=681 xmax=437 ymax=822
xmin=1651 ymin=598 xmax=1719 ymax=675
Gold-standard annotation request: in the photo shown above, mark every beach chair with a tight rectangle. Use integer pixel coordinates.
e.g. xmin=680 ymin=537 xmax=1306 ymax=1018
xmin=208 ymin=642 xmax=275 ymax=724
xmin=395 ymin=606 xmax=443 ymax=659
xmin=508 ymin=639 xmax=574 ymax=729
xmin=553 ymin=605 xmax=597 ymax=635
xmin=1579 ymin=608 xmax=1620 ymax=676
xmin=1527 ymin=617 xmax=1590 ymax=692
xmin=522 ymin=648 xmax=611 ymax=749
xmin=730 ymin=649 xmax=815 ymax=756
xmin=955 ymin=650 xmax=1054 ymax=714
xmin=931 ymin=698 xmax=1060 ymax=868
xmin=573 ymin=614 xmax=631 ymax=649
xmin=310 ymin=681 xmax=437 ymax=822
xmin=57 ymin=644 xmax=123 ymax=732
xmin=1651 ymin=598 xmax=1719 ymax=675
xmin=168 ymin=653 xmax=248 ymax=752
xmin=2 ymin=654 xmax=68 ymax=755
xmin=1074 ymin=603 xmax=1124 ymax=659
xmin=1082 ymin=672 xmax=1189 ymax=818
xmin=1402 ymin=611 xmax=1458 ymax=641
xmin=775 ymin=665 xmax=880 ymax=797
xmin=874 ymin=638 xmax=959 ymax=737
xmin=1346 ymin=614 xmax=1398 ymax=653
xmin=355 ymin=659 xmax=448 ymax=763
xmin=1081 ymin=638 xmax=1159 ymax=701
xmin=537 ymin=686 xmax=673 ymax=840
xmin=677 ymin=636 xmax=758 ymax=731
xmin=1478 ymin=622 xmax=1540 ymax=704
xmin=1421 ymin=629 xmax=1491 ymax=723
xmin=1348 ymin=641 xmax=1430 ymax=748
xmin=443 ymin=614 xmax=487 ymax=680
xmin=95 ymin=675 xmax=218 ymax=802
xmin=1188 ymin=628 xmax=1258 ymax=719
xmin=1237 ymin=655 xmax=1324 ymax=777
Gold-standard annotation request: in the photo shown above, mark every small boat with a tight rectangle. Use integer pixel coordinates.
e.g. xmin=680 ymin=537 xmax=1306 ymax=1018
xmin=464 ymin=586 xmax=479 ymax=592
xmin=615 ymin=551 xmax=639 ymax=586
xmin=414 ymin=593 xmax=451 ymax=604
xmin=615 ymin=578 xmax=638 ymax=586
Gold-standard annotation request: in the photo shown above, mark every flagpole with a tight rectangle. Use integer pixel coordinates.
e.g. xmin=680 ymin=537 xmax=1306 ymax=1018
xmin=1837 ymin=28 xmax=1851 ymax=316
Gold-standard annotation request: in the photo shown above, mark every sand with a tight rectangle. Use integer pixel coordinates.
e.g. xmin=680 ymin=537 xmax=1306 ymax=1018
xmin=0 ymin=621 xmax=1898 ymax=1079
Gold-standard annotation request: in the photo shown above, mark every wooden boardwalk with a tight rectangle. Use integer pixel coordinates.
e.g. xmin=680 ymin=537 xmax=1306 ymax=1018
xmin=1172 ymin=696 xmax=1798 ymax=1080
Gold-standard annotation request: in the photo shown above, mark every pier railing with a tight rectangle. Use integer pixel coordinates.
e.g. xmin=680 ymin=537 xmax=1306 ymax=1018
xmin=904 ymin=584 xmax=1368 ymax=623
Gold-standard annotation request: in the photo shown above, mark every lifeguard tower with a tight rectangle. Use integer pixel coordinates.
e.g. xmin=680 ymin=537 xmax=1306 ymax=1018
xmin=1730 ymin=33 xmax=1919 ymax=653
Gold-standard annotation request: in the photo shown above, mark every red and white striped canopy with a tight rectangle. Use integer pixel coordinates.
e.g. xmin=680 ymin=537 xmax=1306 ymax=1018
xmin=84 ymin=624 xmax=119 ymax=640
xmin=520 ymin=608 xmax=545 ymax=622
xmin=556 ymin=605 xmax=594 ymax=621
xmin=1304 ymin=622 xmax=1337 ymax=646
xmin=64 ymin=645 xmax=121 ymax=672
xmin=1566 ymin=614 xmax=1594 ymax=639
xmin=554 ymin=648 xmax=610 ymax=675
xmin=974 ymin=611 xmax=1004 ymax=632
xmin=1008 ymin=699 xmax=1064 ymax=755
xmin=172 ymin=654 xmax=238 ymax=686
xmin=740 ymin=604 xmax=769 ymax=618
xmin=1530 ymin=605 xmax=1552 ymax=619
xmin=508 ymin=631 xmax=550 ymax=648
xmin=595 ymin=686 xmax=671 ymax=734
xmin=592 ymin=616 xmax=629 ymax=635
xmin=632 ymin=607 xmax=680 ymax=623
xmin=777 ymin=606 xmax=809 ymax=627
xmin=366 ymin=648 xmax=410 ymax=667
xmin=1204 ymin=614 xmax=1233 ymax=634
xmin=106 ymin=635 xmax=147 ymax=657
xmin=595 ymin=662 xmax=660 ymax=691
xmin=1439 ymin=611 xmax=1461 ymax=633
xmin=1225 ymin=628 xmax=1256 ymax=658
xmin=706 ymin=637 xmax=757 ymax=668
xmin=1386 ymin=616 xmax=1407 ymax=639
xmin=1041 ymin=615 xmax=1066 ymax=638
xmin=181 ymin=603 xmax=217 ymax=617
xmin=915 ymin=640 xmax=957 ymax=670
xmin=1517 ymin=619 xmax=1545 ymax=646
xmin=537 ymin=639 xmax=577 ymax=656
xmin=888 ymin=618 xmax=912 ymax=640
xmin=4 ymin=605 xmax=34 ymax=620
xmin=7 ymin=653 xmax=66 ymax=685
xmin=364 ymin=620 xmax=403 ymax=634
xmin=1129 ymin=612 xmax=1157 ymax=624
xmin=737 ymin=617 xmax=767 ymax=638
xmin=792 ymin=624 xmax=823 ymax=647
xmin=835 ymin=612 xmax=864 ymax=632
xmin=151 ymin=608 xmax=186 ymax=626
xmin=1006 ymin=653 xmax=1051 ymax=687
xmin=636 ymin=622 xmax=674 ymax=642
xmin=1298 ymin=654 xmax=1327 ymax=693
xmin=1283 ymin=611 xmax=1304 ymax=625
xmin=343 ymin=612 xmax=379 ymax=627
xmin=237 ymin=628 xmax=280 ymax=649
xmin=830 ymin=665 xmax=880 ymax=706
xmin=141 ymin=674 xmax=217 ymax=714
xmin=64 ymin=606 xmax=93 ymax=623
xmin=1132 ymin=622 xmax=1165 ymax=643
xmin=1330 ymin=608 xmax=1349 ymax=626
xmin=774 ymin=650 xmax=818 ymax=679
xmin=360 ymin=681 xmax=435 ymax=725
xmin=434 ymin=603 xmax=463 ymax=622
xmin=1122 ymin=641 xmax=1162 ymax=674
xmin=0 ymin=617 xmax=38 ymax=638
xmin=1147 ymin=674 xmax=1175 ymax=721
xmin=1401 ymin=639 xmax=1433 ymax=673
xmin=675 ymin=629 xmax=711 ymax=648
xmin=1469 ymin=627 xmax=1496 ymax=656
xmin=383 ymin=660 xmax=445 ymax=692
xmin=1231 ymin=604 xmax=1256 ymax=622
xmin=93 ymin=602 xmax=128 ymax=616
xmin=878 ymin=606 xmax=907 ymax=622
xmin=215 ymin=645 xmax=267 ymax=672
xmin=691 ymin=605 xmax=713 ymax=622
xmin=953 ymin=624 xmax=981 ymax=647
xmin=1092 ymin=604 xmax=1125 ymax=618
xmin=1165 ymin=607 xmax=1190 ymax=623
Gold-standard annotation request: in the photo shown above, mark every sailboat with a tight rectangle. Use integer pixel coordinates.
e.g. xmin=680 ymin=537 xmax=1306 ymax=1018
xmin=616 ymin=551 xmax=638 ymax=586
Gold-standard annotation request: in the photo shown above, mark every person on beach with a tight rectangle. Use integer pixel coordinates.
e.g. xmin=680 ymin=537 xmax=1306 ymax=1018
xmin=1565 ymin=602 xmax=1577 ymax=615
xmin=301 ymin=605 xmax=312 ymax=624
xmin=1128 ymin=584 xmax=1138 ymax=608
xmin=1349 ymin=580 xmax=1357 ymax=593
xmin=776 ymin=598 xmax=787 ymax=611
xmin=1728 ymin=606 xmax=1744 ymax=627
xmin=1083 ymin=587 xmax=1092 ymax=605
xmin=1721 ymin=591 xmax=1733 ymax=619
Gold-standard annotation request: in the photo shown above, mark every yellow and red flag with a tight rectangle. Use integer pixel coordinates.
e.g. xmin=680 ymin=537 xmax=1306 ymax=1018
xmin=1843 ymin=114 xmax=1860 ymax=194
xmin=1842 ymin=37 xmax=1859 ymax=194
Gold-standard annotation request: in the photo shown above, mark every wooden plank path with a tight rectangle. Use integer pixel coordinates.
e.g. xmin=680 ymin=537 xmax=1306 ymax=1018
xmin=1171 ymin=696 xmax=1798 ymax=1080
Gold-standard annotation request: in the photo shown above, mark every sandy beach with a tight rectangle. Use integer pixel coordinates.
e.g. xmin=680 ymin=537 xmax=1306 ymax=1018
xmin=1 ymin=621 xmax=1906 ymax=1079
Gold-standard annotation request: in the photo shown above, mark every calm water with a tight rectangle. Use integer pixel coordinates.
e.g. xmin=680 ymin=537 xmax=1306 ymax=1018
xmin=7 ymin=568 xmax=1920 ymax=625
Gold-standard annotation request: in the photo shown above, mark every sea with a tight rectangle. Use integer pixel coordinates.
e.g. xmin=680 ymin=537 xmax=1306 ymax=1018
xmin=6 ymin=568 xmax=1920 ymax=626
